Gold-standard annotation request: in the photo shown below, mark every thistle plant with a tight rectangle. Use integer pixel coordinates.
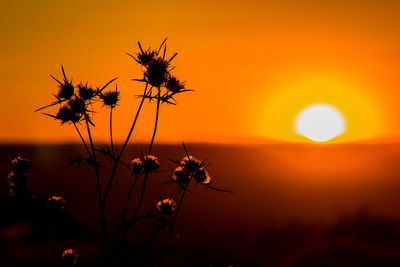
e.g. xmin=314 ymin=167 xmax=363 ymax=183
xmin=34 ymin=38 xmax=231 ymax=265
xmin=157 ymin=198 xmax=176 ymax=216
xmin=61 ymin=248 xmax=78 ymax=266
xmin=8 ymin=156 xmax=30 ymax=197
xmin=47 ymin=195 xmax=66 ymax=212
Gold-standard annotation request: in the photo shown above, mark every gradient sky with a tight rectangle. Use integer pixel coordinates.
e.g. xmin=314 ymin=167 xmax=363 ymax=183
xmin=1 ymin=0 xmax=400 ymax=143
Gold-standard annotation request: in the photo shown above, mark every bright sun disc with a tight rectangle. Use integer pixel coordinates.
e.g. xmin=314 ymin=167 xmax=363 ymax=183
xmin=295 ymin=104 xmax=346 ymax=142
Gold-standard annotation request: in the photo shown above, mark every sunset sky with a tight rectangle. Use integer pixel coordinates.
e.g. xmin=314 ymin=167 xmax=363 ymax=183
xmin=1 ymin=0 xmax=400 ymax=144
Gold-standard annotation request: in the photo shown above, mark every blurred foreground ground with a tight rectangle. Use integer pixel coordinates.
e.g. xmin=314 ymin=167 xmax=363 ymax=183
xmin=2 ymin=143 xmax=400 ymax=266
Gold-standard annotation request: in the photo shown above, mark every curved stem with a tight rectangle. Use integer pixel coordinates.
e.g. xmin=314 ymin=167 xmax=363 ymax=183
xmin=147 ymin=87 xmax=161 ymax=155
xmin=102 ymin=83 xmax=148 ymax=207
xmin=84 ymin=115 xmax=108 ymax=257
xmin=125 ymin=87 xmax=162 ymax=241
xmin=84 ymin=116 xmax=103 ymax=203
xmin=110 ymin=107 xmax=115 ymax=158
xmin=73 ymin=123 xmax=91 ymax=157
xmin=131 ymin=87 xmax=161 ymax=222
xmin=121 ymin=174 xmax=147 ymax=242
xmin=159 ymin=183 xmax=190 ymax=266
xmin=130 ymin=173 xmax=148 ymax=223
xmin=119 ymin=175 xmax=140 ymax=232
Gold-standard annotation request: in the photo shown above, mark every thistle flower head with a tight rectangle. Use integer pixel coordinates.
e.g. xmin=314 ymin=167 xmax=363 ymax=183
xmin=8 ymin=171 xmax=27 ymax=196
xmin=78 ymin=83 xmax=95 ymax=100
xmin=129 ymin=158 xmax=143 ymax=175
xmin=68 ymin=97 xmax=86 ymax=114
xmin=137 ymin=48 xmax=156 ymax=66
xmin=61 ymin=248 xmax=78 ymax=265
xmin=47 ymin=195 xmax=66 ymax=210
xmin=172 ymin=166 xmax=191 ymax=185
xmin=145 ymin=57 xmax=170 ymax=87
xmin=56 ymin=79 xmax=75 ymax=100
xmin=156 ymin=198 xmax=176 ymax=215
xmin=100 ymin=89 xmax=120 ymax=108
xmin=166 ymin=75 xmax=185 ymax=94
xmin=180 ymin=156 xmax=202 ymax=173
xmin=11 ymin=156 xmax=30 ymax=174
xmin=142 ymin=155 xmax=160 ymax=173
xmin=56 ymin=105 xmax=82 ymax=124
xmin=193 ymin=167 xmax=211 ymax=185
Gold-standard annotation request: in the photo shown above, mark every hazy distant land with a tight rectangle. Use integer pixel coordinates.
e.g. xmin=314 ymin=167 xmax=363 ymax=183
xmin=2 ymin=143 xmax=400 ymax=266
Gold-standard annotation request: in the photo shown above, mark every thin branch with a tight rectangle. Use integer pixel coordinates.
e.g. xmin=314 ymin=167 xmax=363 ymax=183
xmin=97 ymin=77 xmax=118 ymax=94
xmin=73 ymin=123 xmax=91 ymax=158
xmin=35 ymin=100 xmax=62 ymax=112
xmin=84 ymin=114 xmax=108 ymax=256
xmin=129 ymin=87 xmax=162 ymax=229
xmin=157 ymin=38 xmax=168 ymax=55
xmin=102 ymin=82 xmax=149 ymax=206
xmin=110 ymin=107 xmax=115 ymax=158
xmin=159 ymin=181 xmax=190 ymax=266
xmin=148 ymin=87 xmax=161 ymax=155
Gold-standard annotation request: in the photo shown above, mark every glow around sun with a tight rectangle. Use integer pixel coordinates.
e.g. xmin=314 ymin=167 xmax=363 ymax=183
xmin=294 ymin=104 xmax=346 ymax=142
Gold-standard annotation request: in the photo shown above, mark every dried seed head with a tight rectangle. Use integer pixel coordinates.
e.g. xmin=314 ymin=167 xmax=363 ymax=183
xmin=10 ymin=156 xmax=30 ymax=174
xmin=78 ymin=83 xmax=95 ymax=100
xmin=172 ymin=166 xmax=191 ymax=185
xmin=8 ymin=171 xmax=27 ymax=196
xmin=137 ymin=49 xmax=156 ymax=66
xmin=47 ymin=195 xmax=66 ymax=210
xmin=156 ymin=198 xmax=176 ymax=215
xmin=166 ymin=75 xmax=185 ymax=94
xmin=180 ymin=156 xmax=202 ymax=173
xmin=100 ymin=90 xmax=120 ymax=108
xmin=56 ymin=105 xmax=82 ymax=124
xmin=142 ymin=155 xmax=160 ymax=173
xmin=57 ymin=80 xmax=75 ymax=100
xmin=68 ymin=97 xmax=86 ymax=114
xmin=145 ymin=57 xmax=169 ymax=87
xmin=61 ymin=248 xmax=78 ymax=265
xmin=193 ymin=167 xmax=211 ymax=185
xmin=129 ymin=158 xmax=143 ymax=175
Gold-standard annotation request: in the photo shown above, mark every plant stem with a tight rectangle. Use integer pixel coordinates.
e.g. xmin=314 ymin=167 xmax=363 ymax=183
xmin=121 ymin=176 xmax=143 ymax=242
xmin=102 ymin=83 xmax=148 ymax=207
xmin=118 ymin=175 xmax=140 ymax=232
xmin=51 ymin=240 xmax=58 ymax=258
xmin=84 ymin=115 xmax=108 ymax=258
xmin=122 ymin=87 xmax=162 ymax=242
xmin=110 ymin=107 xmax=115 ymax=158
xmin=73 ymin=123 xmax=91 ymax=157
xmin=147 ymin=87 xmax=161 ymax=155
xmin=159 ymin=183 xmax=190 ymax=266
xmin=130 ymin=87 xmax=161 ymax=224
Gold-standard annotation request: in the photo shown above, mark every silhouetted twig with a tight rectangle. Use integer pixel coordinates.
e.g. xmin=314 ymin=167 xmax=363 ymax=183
xmin=102 ymin=82 xmax=149 ymax=207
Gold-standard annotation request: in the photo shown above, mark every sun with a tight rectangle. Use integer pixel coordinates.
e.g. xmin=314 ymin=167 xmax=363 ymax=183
xmin=294 ymin=104 xmax=346 ymax=142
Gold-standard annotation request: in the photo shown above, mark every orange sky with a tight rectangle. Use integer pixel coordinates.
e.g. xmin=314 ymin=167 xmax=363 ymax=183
xmin=1 ymin=0 xmax=400 ymax=144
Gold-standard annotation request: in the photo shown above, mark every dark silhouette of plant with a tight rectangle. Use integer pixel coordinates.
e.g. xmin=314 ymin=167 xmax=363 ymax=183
xmin=33 ymin=38 xmax=231 ymax=266
xmin=61 ymin=248 xmax=78 ymax=266
xmin=8 ymin=156 xmax=30 ymax=197
xmin=5 ymin=154 xmax=82 ymax=265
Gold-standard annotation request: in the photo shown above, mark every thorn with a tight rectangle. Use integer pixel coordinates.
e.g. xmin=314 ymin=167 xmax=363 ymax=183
xmin=158 ymin=37 xmax=168 ymax=54
xmin=61 ymin=65 xmax=67 ymax=80
xmin=49 ymin=74 xmax=62 ymax=85
xmin=169 ymin=53 xmax=178 ymax=62
xmin=163 ymin=43 xmax=167 ymax=59
xmin=182 ymin=142 xmax=190 ymax=157
xmin=138 ymin=41 xmax=144 ymax=54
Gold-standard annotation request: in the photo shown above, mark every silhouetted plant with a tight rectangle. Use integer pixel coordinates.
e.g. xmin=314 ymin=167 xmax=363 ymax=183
xmin=8 ymin=156 xmax=30 ymax=197
xmin=47 ymin=195 xmax=66 ymax=211
xmin=33 ymin=38 xmax=231 ymax=266
xmin=157 ymin=198 xmax=176 ymax=216
xmin=61 ymin=248 xmax=78 ymax=266
xmin=158 ymin=143 xmax=232 ymax=265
